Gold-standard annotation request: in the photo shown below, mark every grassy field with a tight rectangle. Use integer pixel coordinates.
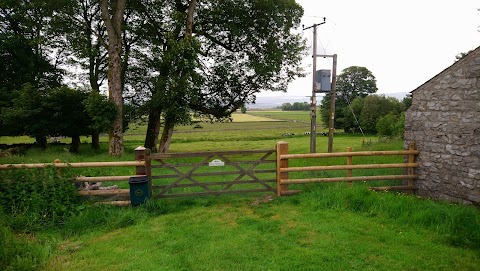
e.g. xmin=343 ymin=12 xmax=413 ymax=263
xmin=1 ymin=110 xmax=480 ymax=271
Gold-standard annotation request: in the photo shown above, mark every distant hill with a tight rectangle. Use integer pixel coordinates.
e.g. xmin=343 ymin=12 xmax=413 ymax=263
xmin=248 ymin=92 xmax=408 ymax=109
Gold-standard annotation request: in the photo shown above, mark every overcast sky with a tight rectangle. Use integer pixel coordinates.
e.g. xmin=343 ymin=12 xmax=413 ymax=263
xmin=259 ymin=0 xmax=480 ymax=98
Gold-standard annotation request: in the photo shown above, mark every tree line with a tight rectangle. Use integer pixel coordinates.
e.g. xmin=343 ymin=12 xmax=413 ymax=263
xmin=278 ymin=102 xmax=310 ymax=111
xmin=0 ymin=0 xmax=306 ymax=154
xmin=320 ymin=66 xmax=411 ymax=138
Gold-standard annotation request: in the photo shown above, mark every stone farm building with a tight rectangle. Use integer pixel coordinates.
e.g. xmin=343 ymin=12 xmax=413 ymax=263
xmin=405 ymin=46 xmax=480 ymax=205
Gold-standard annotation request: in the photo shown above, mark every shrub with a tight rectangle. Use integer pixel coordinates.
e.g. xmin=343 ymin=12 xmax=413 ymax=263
xmin=376 ymin=112 xmax=405 ymax=138
xmin=0 ymin=167 xmax=80 ymax=232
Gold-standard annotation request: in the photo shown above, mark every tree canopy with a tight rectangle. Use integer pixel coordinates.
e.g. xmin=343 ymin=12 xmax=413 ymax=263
xmin=1 ymin=0 xmax=307 ymax=154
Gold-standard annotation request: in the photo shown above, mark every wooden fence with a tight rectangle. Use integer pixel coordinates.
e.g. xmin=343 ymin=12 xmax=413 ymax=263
xmin=276 ymin=141 xmax=419 ymax=196
xmin=0 ymin=142 xmax=420 ymax=204
xmin=0 ymin=147 xmax=148 ymax=205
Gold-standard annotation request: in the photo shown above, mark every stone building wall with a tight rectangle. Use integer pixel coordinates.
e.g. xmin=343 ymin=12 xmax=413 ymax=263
xmin=404 ymin=47 xmax=480 ymax=205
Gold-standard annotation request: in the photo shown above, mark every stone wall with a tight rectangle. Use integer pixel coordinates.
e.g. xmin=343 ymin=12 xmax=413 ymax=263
xmin=404 ymin=48 xmax=480 ymax=205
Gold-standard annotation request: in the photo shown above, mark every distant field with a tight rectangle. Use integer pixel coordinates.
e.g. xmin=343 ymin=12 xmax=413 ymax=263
xmin=1 ymin=110 xmax=331 ymax=151
xmin=229 ymin=112 xmax=283 ymax=122
xmin=248 ymin=110 xmax=314 ymax=123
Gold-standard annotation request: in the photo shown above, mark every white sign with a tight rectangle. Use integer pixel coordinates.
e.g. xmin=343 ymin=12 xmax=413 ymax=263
xmin=209 ymin=159 xmax=225 ymax=166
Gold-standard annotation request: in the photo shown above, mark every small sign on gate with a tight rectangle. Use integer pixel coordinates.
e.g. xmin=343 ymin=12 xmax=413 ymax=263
xmin=209 ymin=159 xmax=225 ymax=166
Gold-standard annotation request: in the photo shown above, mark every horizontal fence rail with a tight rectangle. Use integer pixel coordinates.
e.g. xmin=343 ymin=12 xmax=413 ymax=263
xmin=0 ymin=161 xmax=144 ymax=169
xmin=276 ymin=141 xmax=419 ymax=196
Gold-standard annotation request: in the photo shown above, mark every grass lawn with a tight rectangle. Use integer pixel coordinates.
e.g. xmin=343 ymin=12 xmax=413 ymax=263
xmin=46 ymin=191 xmax=480 ymax=271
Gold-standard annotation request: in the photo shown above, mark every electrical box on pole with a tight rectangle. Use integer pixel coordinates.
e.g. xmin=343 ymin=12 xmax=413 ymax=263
xmin=315 ymin=69 xmax=331 ymax=93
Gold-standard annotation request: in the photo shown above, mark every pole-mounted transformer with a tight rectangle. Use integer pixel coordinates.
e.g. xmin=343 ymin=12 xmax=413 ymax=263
xmin=315 ymin=69 xmax=331 ymax=93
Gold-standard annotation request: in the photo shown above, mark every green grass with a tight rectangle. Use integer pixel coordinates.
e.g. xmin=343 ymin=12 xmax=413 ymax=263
xmin=248 ymin=110 xmax=313 ymax=123
xmin=1 ymin=113 xmax=479 ymax=271
xmin=45 ymin=190 xmax=480 ymax=271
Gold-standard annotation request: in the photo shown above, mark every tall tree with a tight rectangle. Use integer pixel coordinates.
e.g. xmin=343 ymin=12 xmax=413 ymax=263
xmin=0 ymin=0 xmax=63 ymax=141
xmin=100 ymin=0 xmax=126 ymax=156
xmin=158 ymin=0 xmax=198 ymax=153
xmin=335 ymin=66 xmax=378 ymax=104
xmin=54 ymin=0 xmax=108 ymax=149
xmin=141 ymin=0 xmax=306 ymax=152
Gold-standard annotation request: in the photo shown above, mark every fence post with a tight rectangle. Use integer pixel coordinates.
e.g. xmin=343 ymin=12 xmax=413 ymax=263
xmin=134 ymin=146 xmax=147 ymax=175
xmin=407 ymin=142 xmax=416 ymax=189
xmin=276 ymin=141 xmax=289 ymax=196
xmin=346 ymin=147 xmax=352 ymax=186
xmin=135 ymin=146 xmax=153 ymax=199
xmin=145 ymin=148 xmax=152 ymax=196
xmin=54 ymin=159 xmax=62 ymax=176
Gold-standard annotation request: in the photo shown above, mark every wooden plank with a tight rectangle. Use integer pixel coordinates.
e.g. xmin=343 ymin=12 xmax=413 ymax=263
xmin=151 ymin=169 xmax=276 ymax=180
xmin=156 ymin=155 xmax=215 ymax=195
xmin=280 ymin=163 xmax=418 ymax=172
xmin=152 ymin=179 xmax=277 ymax=189
xmin=78 ymin=189 xmax=130 ymax=196
xmin=281 ymin=175 xmax=416 ymax=184
xmin=154 ymin=188 xmax=274 ymax=198
xmin=369 ymin=185 xmax=417 ymax=191
xmin=0 ymin=161 xmax=144 ymax=170
xmin=150 ymin=160 xmax=276 ymax=168
xmin=218 ymin=152 xmax=275 ymax=191
xmin=280 ymin=150 xmax=419 ymax=160
xmin=74 ymin=175 xmax=143 ymax=182
xmin=148 ymin=149 xmax=275 ymax=159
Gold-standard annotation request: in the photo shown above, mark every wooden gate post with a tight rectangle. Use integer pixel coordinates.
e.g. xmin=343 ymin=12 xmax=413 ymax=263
xmin=134 ymin=146 xmax=147 ymax=175
xmin=276 ymin=141 xmax=289 ymax=196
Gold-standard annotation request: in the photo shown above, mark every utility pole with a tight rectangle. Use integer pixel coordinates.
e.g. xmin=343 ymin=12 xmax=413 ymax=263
xmin=328 ymin=54 xmax=337 ymax=153
xmin=303 ymin=18 xmax=326 ymax=153
xmin=316 ymin=54 xmax=337 ymax=153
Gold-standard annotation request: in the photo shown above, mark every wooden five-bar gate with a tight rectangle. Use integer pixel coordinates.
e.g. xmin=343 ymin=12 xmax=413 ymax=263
xmin=144 ymin=149 xmax=277 ymax=198
xmin=0 ymin=142 xmax=420 ymax=204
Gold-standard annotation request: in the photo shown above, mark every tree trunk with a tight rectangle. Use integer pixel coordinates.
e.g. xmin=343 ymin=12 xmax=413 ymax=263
xmin=100 ymin=0 xmax=126 ymax=156
xmin=159 ymin=119 xmax=175 ymax=153
xmin=91 ymin=132 xmax=100 ymax=149
xmin=157 ymin=0 xmax=196 ymax=155
xmin=144 ymin=108 xmax=161 ymax=152
xmin=35 ymin=136 xmax=47 ymax=149
xmin=186 ymin=0 xmax=197 ymax=38
xmin=70 ymin=135 xmax=81 ymax=153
